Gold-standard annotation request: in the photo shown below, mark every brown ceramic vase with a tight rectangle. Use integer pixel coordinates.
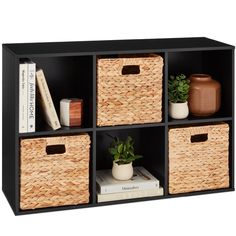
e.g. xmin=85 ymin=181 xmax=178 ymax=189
xmin=188 ymin=74 xmax=221 ymax=116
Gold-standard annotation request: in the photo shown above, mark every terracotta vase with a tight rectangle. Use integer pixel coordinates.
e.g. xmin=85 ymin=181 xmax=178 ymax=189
xmin=188 ymin=74 xmax=221 ymax=116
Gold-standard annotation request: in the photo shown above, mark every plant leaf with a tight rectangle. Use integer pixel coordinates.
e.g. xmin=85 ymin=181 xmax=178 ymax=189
xmin=114 ymin=154 xmax=120 ymax=160
xmin=168 ymin=74 xmax=189 ymax=103
xmin=108 ymin=136 xmax=143 ymax=163
xmin=118 ymin=144 xmax=123 ymax=154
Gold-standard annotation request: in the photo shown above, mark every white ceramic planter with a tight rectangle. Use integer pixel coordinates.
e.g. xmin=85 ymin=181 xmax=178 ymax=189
xmin=169 ymin=101 xmax=189 ymax=119
xmin=112 ymin=161 xmax=133 ymax=181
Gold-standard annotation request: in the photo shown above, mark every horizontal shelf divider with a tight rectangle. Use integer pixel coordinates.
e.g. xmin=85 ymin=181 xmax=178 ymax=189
xmin=168 ymin=116 xmax=232 ymax=126
xmin=19 ymin=117 xmax=233 ymax=137
xmin=165 ymin=187 xmax=234 ymax=198
xmin=17 ymin=202 xmax=93 ymax=215
xmin=95 ymin=122 xmax=165 ymax=131
xmin=19 ymin=127 xmax=94 ymax=138
xmin=95 ymin=195 xmax=166 ymax=206
xmin=94 ymin=188 xmax=234 ymax=207
xmin=18 ymin=188 xmax=234 ymax=215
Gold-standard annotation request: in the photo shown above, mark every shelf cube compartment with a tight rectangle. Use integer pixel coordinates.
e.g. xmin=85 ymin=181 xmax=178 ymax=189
xmin=29 ymin=56 xmax=93 ymax=131
xmin=168 ymin=50 xmax=233 ymax=122
xmin=168 ymin=122 xmax=230 ymax=194
xmin=97 ymin=54 xmax=164 ymax=126
xmin=20 ymin=134 xmax=91 ymax=210
xmin=96 ymin=127 xmax=166 ymax=191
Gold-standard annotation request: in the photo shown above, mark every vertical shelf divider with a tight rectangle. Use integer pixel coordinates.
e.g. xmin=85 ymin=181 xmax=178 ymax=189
xmin=164 ymin=52 xmax=169 ymax=195
xmin=92 ymin=55 xmax=97 ymax=203
xmin=231 ymin=50 xmax=235 ymax=188
xmin=15 ymin=57 xmax=20 ymax=213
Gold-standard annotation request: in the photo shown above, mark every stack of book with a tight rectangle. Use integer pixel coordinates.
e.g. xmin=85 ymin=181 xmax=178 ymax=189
xmin=96 ymin=166 xmax=163 ymax=203
xmin=19 ymin=61 xmax=61 ymax=133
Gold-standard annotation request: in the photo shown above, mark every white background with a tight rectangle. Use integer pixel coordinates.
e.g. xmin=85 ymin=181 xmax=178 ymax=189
xmin=0 ymin=0 xmax=235 ymax=235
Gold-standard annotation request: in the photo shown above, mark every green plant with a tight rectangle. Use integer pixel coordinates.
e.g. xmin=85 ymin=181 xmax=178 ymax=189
xmin=108 ymin=136 xmax=142 ymax=165
xmin=168 ymin=74 xmax=190 ymax=103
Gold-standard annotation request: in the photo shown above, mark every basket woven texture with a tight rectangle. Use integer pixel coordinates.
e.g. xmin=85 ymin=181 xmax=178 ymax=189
xmin=97 ymin=55 xmax=163 ymax=126
xmin=20 ymin=134 xmax=90 ymax=210
xmin=169 ymin=123 xmax=229 ymax=194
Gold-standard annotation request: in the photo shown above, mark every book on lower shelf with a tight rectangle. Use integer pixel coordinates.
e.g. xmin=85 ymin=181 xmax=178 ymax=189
xmin=97 ymin=187 xmax=164 ymax=203
xmin=97 ymin=166 xmax=160 ymax=194
xmin=96 ymin=166 xmax=164 ymax=202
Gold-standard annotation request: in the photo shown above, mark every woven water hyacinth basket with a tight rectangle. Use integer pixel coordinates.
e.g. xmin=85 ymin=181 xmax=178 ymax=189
xmin=169 ymin=123 xmax=229 ymax=194
xmin=20 ymin=134 xmax=90 ymax=210
xmin=97 ymin=54 xmax=163 ymax=126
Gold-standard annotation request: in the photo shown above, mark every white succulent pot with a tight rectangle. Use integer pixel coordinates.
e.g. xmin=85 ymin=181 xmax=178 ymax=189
xmin=169 ymin=101 xmax=189 ymax=119
xmin=112 ymin=161 xmax=133 ymax=181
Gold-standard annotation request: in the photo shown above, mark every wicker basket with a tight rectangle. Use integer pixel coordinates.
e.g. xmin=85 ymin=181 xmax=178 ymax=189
xmin=97 ymin=54 xmax=163 ymax=126
xmin=20 ymin=134 xmax=90 ymax=210
xmin=169 ymin=123 xmax=229 ymax=194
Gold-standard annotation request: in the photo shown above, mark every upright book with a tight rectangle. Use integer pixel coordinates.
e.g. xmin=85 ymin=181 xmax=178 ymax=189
xmin=27 ymin=61 xmax=36 ymax=132
xmin=96 ymin=166 xmax=160 ymax=194
xmin=19 ymin=61 xmax=36 ymax=133
xmin=36 ymin=69 xmax=61 ymax=130
xmin=19 ymin=63 xmax=28 ymax=133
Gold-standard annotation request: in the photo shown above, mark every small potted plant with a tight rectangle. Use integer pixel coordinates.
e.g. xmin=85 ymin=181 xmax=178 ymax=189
xmin=108 ymin=136 xmax=142 ymax=181
xmin=168 ymin=74 xmax=190 ymax=119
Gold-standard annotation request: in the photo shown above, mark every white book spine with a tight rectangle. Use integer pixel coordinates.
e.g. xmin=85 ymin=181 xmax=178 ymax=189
xmin=27 ymin=63 xmax=36 ymax=132
xmin=97 ymin=187 xmax=164 ymax=203
xmin=19 ymin=64 xmax=28 ymax=133
xmin=99 ymin=180 xmax=159 ymax=194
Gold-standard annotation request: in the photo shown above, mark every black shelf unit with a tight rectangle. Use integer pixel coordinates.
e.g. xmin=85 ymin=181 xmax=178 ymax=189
xmin=2 ymin=37 xmax=235 ymax=215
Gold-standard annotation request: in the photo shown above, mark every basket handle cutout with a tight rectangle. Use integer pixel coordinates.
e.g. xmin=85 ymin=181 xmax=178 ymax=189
xmin=122 ymin=65 xmax=140 ymax=75
xmin=191 ymin=133 xmax=208 ymax=143
xmin=46 ymin=144 xmax=66 ymax=155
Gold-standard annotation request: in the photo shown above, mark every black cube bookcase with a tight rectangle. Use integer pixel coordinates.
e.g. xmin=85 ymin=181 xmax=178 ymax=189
xmin=2 ymin=37 xmax=235 ymax=215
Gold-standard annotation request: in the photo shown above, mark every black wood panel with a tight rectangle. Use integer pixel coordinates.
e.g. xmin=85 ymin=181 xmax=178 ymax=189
xmin=168 ymin=51 xmax=202 ymax=75
xmin=2 ymin=48 xmax=18 ymax=213
xmin=231 ymin=50 xmax=235 ymax=189
xmin=3 ymin=37 xmax=234 ymax=56
xmin=164 ymin=52 xmax=169 ymax=194
xmin=202 ymin=50 xmax=233 ymax=117
xmin=16 ymin=188 xmax=234 ymax=215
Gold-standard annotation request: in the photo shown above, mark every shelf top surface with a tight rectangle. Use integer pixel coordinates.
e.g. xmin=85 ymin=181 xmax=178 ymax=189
xmin=3 ymin=37 xmax=234 ymax=56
